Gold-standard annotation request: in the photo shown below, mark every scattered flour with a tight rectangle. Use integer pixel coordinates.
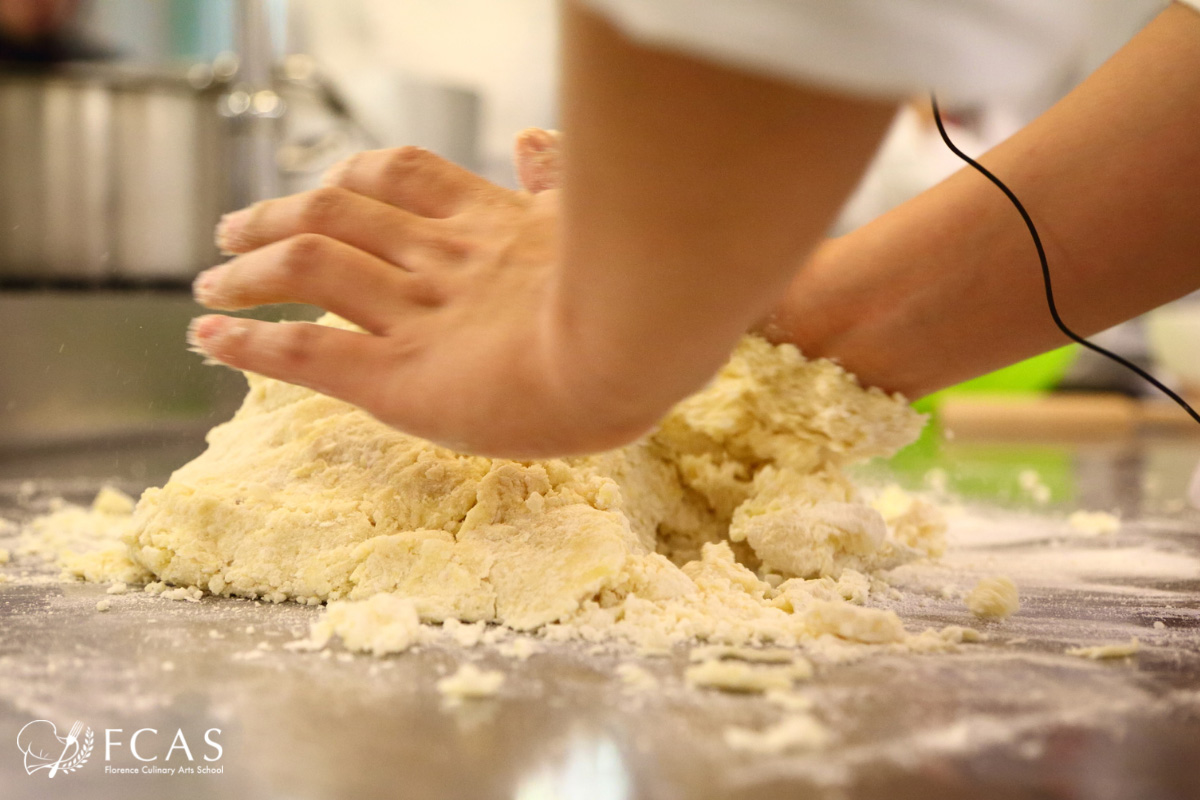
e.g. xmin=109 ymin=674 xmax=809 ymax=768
xmin=1065 ymin=638 xmax=1140 ymax=660
xmin=965 ymin=577 xmax=1020 ymax=620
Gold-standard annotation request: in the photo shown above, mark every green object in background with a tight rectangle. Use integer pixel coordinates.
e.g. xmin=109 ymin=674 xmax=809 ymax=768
xmin=863 ymin=345 xmax=1081 ymax=506
xmin=913 ymin=344 xmax=1079 ymax=414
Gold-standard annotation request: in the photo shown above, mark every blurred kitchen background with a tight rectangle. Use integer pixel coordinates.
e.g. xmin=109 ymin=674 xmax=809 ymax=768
xmin=0 ymin=0 xmax=1196 ymax=493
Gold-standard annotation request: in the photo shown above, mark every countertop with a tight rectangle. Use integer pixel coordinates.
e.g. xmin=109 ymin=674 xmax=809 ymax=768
xmin=1 ymin=428 xmax=1199 ymax=800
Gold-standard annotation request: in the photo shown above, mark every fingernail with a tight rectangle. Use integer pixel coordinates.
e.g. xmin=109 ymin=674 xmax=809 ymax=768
xmin=215 ymin=207 xmax=253 ymax=253
xmin=192 ymin=266 xmax=225 ymax=306
xmin=187 ymin=315 xmax=245 ymax=364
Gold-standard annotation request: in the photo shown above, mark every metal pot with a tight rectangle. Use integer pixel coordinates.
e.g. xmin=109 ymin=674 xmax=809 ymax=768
xmin=0 ymin=63 xmax=238 ymax=283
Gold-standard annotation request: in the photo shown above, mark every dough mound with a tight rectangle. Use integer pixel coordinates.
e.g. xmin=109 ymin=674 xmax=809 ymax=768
xmin=126 ymin=317 xmax=942 ymax=645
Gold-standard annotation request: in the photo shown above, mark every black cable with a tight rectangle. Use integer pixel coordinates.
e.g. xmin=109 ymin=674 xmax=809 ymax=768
xmin=930 ymin=94 xmax=1200 ymax=426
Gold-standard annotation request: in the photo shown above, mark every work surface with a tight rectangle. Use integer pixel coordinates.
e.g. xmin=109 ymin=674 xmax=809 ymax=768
xmin=1 ymin=431 xmax=1198 ymax=800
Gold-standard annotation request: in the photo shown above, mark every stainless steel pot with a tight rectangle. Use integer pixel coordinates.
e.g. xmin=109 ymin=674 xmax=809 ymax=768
xmin=0 ymin=63 xmax=238 ymax=282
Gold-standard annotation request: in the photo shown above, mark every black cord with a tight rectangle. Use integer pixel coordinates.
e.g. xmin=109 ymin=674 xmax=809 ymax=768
xmin=929 ymin=94 xmax=1200 ymax=426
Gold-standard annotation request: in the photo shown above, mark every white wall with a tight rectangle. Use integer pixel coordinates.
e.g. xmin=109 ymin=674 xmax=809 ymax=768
xmin=296 ymin=0 xmax=558 ymax=186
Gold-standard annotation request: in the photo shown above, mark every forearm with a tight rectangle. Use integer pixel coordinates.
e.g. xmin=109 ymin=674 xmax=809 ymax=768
xmin=552 ymin=1 xmax=895 ymax=421
xmin=765 ymin=3 xmax=1200 ymax=398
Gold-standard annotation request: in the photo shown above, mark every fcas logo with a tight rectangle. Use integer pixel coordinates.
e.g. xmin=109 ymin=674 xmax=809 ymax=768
xmin=17 ymin=719 xmax=93 ymax=777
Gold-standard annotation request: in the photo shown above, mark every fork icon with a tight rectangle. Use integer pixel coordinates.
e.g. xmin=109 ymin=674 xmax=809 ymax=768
xmin=48 ymin=721 xmax=82 ymax=779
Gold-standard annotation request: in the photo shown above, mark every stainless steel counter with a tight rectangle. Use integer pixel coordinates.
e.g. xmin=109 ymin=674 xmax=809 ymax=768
xmin=1 ymin=432 xmax=1199 ymax=800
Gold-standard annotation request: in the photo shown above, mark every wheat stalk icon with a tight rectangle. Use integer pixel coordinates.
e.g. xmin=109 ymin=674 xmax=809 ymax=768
xmin=47 ymin=721 xmax=82 ymax=778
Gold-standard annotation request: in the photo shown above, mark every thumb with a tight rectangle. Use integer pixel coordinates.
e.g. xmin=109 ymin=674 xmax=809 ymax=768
xmin=514 ymin=128 xmax=562 ymax=193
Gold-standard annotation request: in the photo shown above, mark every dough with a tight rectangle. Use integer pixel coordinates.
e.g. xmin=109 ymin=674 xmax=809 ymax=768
xmin=1065 ymin=637 xmax=1140 ymax=660
xmin=33 ymin=317 xmax=951 ymax=653
xmin=723 ymin=715 xmax=829 ymax=753
xmin=684 ymin=659 xmax=811 ymax=693
xmin=436 ymin=663 xmax=505 ymax=701
xmin=1067 ymin=510 xmax=1120 ymax=536
xmin=965 ymin=576 xmax=1020 ymax=620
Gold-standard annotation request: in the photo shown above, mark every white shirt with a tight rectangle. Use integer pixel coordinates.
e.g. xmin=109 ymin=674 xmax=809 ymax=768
xmin=580 ymin=0 xmax=1199 ymax=103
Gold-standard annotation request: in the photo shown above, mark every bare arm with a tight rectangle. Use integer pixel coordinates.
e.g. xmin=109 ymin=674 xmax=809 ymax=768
xmin=551 ymin=2 xmax=895 ymax=420
xmin=763 ymin=2 xmax=1200 ymax=398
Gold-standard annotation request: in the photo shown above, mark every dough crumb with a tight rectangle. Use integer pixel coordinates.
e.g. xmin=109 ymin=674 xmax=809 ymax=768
xmin=306 ymin=594 xmax=428 ymax=656
xmin=688 ymin=645 xmax=797 ymax=664
xmin=1066 ymin=637 xmax=1140 ymax=660
xmin=160 ymin=586 xmax=202 ymax=602
xmin=0 ymin=548 xmax=10 ymax=564
xmin=95 ymin=599 xmax=111 ymax=612
xmin=965 ymin=576 xmax=1020 ymax=620
xmin=106 ymin=581 xmax=128 ymax=595
xmin=615 ymin=663 xmax=658 ymax=692
xmin=442 ymin=618 xmax=488 ymax=648
xmin=764 ymin=689 xmax=813 ymax=712
xmin=495 ymin=638 xmax=540 ymax=661
xmin=92 ymin=486 xmax=136 ymax=515
xmin=685 ymin=659 xmax=811 ymax=693
xmin=724 ymin=714 xmax=829 ymax=754
xmin=1018 ymin=470 xmax=1052 ymax=505
xmin=1152 ymin=621 xmax=1166 ymax=630
xmin=436 ymin=663 xmax=505 ymax=703
xmin=1067 ymin=510 xmax=1121 ymax=536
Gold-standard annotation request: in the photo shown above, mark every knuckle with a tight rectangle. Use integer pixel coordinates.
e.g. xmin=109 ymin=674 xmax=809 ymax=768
xmin=402 ymin=274 xmax=446 ymax=308
xmin=427 ymin=234 xmax=474 ymax=264
xmin=382 ymin=145 xmax=438 ymax=182
xmin=297 ymin=186 xmax=351 ymax=228
xmin=276 ymin=323 xmax=320 ymax=371
xmin=275 ymin=233 xmax=330 ymax=282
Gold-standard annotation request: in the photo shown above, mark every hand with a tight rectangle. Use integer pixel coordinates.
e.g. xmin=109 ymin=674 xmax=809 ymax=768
xmin=0 ymin=0 xmax=77 ymax=39
xmin=189 ymin=146 xmax=658 ymax=458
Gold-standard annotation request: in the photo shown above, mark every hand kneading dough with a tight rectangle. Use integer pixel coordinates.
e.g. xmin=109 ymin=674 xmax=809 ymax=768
xmin=123 ymin=315 xmax=943 ymax=647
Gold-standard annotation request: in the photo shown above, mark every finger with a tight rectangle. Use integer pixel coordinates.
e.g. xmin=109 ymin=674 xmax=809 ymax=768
xmin=216 ymin=186 xmax=441 ymax=264
xmin=514 ymin=128 xmax=562 ymax=193
xmin=193 ymin=234 xmax=444 ymax=334
xmin=321 ymin=146 xmax=501 ymax=218
xmin=187 ymin=315 xmax=402 ymax=409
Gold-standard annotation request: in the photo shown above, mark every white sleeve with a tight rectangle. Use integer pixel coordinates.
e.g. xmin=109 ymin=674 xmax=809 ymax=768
xmin=578 ymin=0 xmax=1100 ymax=104
xmin=1178 ymin=0 xmax=1200 ymax=14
